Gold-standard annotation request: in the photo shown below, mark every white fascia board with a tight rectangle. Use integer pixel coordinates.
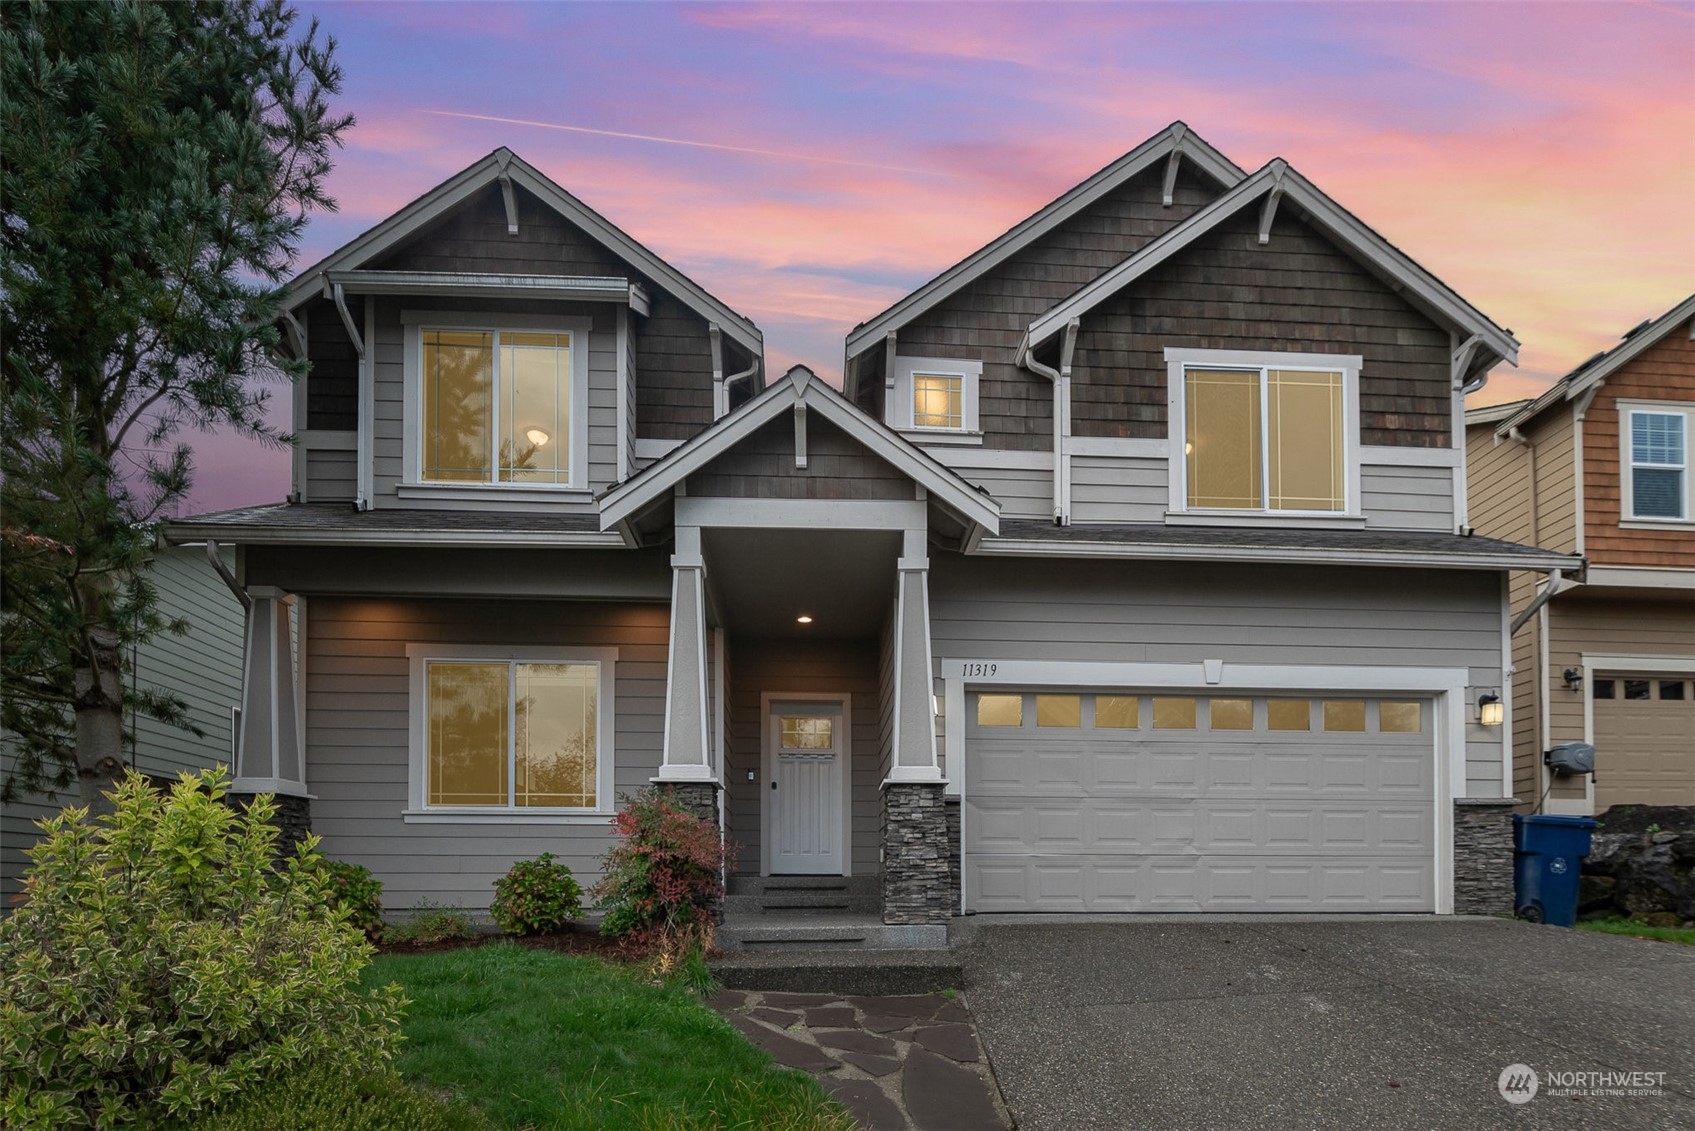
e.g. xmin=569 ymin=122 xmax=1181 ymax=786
xmin=282 ymin=149 xmax=762 ymax=357
xmin=598 ymin=389 xmax=798 ymax=528
xmin=1464 ymin=400 xmax=1530 ymax=428
xmin=1027 ymin=162 xmax=1519 ymax=366
xmin=1582 ymin=565 xmax=1695 ymax=590
xmin=599 ymin=371 xmax=1001 ymax=533
xmin=326 ymin=270 xmax=632 ymax=303
xmin=843 ymin=124 xmax=1246 ymax=362
xmin=1495 ymin=293 xmax=1695 ymax=437
xmin=972 ymin=537 xmax=1580 ymax=574
xmin=162 ymin=525 xmax=626 ymax=549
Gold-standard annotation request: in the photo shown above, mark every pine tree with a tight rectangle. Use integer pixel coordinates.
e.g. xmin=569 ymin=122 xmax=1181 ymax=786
xmin=1 ymin=0 xmax=352 ymax=810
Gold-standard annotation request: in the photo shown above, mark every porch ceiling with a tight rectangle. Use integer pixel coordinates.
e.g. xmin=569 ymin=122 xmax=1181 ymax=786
xmin=703 ymin=528 xmax=900 ymax=640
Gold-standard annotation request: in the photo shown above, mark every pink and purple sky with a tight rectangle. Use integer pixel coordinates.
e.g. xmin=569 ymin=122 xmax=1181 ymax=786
xmin=190 ymin=0 xmax=1695 ymax=513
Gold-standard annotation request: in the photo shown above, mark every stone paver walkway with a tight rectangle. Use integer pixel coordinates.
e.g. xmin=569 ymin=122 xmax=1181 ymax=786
xmin=708 ymin=988 xmax=1010 ymax=1131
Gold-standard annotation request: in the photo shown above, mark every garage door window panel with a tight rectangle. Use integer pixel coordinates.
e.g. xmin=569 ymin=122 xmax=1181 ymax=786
xmin=1377 ymin=701 xmax=1422 ymax=733
xmin=1323 ymin=700 xmax=1367 ymax=732
xmin=977 ymin=694 xmax=1024 ymax=728
xmin=1209 ymin=698 xmax=1254 ymax=730
xmin=1036 ymin=695 xmax=1082 ymax=728
xmin=1268 ymin=699 xmax=1313 ymax=731
xmin=1095 ymin=695 xmax=1140 ymax=729
xmin=1153 ymin=697 xmax=1198 ymax=729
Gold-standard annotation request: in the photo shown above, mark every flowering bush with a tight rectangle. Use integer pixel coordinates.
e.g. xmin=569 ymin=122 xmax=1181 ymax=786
xmin=593 ymin=789 xmax=731 ymax=954
xmin=322 ymin=860 xmax=385 ymax=942
xmin=490 ymin=853 xmax=582 ymax=935
xmin=0 ymin=768 xmax=404 ymax=1130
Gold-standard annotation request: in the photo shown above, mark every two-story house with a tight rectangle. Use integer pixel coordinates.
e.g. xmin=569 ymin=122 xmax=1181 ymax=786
xmin=1467 ymin=295 xmax=1695 ymax=818
xmin=168 ymin=123 xmax=1577 ymax=933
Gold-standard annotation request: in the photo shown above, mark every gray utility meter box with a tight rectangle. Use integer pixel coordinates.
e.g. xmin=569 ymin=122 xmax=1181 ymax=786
xmin=1545 ymin=742 xmax=1595 ymax=776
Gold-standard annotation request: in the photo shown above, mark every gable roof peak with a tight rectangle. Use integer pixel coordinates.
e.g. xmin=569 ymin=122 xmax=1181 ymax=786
xmin=785 ymin=364 xmax=817 ymax=394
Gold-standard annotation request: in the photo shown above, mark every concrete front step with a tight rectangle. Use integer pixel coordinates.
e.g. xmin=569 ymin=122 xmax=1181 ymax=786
xmin=709 ymin=947 xmax=964 ymax=994
xmin=721 ymin=891 xmax=879 ymax=915
xmin=718 ymin=913 xmax=947 ymax=952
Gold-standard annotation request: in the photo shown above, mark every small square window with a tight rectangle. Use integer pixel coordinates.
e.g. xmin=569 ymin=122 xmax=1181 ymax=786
xmin=1322 ymin=701 xmax=1367 ymax=733
xmin=1379 ymin=702 xmax=1422 ymax=733
xmin=913 ymin=373 xmax=964 ymax=430
xmin=977 ymin=694 xmax=1023 ymax=727
xmin=1660 ymin=681 xmax=1686 ymax=701
xmin=1152 ymin=697 xmax=1197 ymax=729
xmin=1624 ymin=679 xmax=1652 ymax=701
xmin=1267 ymin=700 xmax=1311 ymax=731
xmin=1592 ymin=679 xmax=1615 ymax=700
xmin=1209 ymin=699 xmax=1254 ymax=730
xmin=1036 ymin=695 xmax=1082 ymax=728
xmin=1095 ymin=696 xmax=1139 ymax=729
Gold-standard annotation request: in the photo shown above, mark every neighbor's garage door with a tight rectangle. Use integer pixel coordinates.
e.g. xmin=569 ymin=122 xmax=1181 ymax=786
xmin=1594 ymin=676 xmax=1695 ymax=809
xmin=964 ymin=691 xmax=1435 ymax=913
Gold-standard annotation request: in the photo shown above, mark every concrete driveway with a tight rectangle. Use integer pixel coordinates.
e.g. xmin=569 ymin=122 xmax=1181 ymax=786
xmin=958 ymin=917 xmax=1695 ymax=1130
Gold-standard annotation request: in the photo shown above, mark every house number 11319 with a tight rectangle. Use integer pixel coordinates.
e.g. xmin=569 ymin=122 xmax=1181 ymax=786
xmin=961 ymin=663 xmax=998 ymax=677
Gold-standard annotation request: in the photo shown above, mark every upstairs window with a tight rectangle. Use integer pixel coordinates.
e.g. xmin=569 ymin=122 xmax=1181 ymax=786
xmin=1625 ymin=407 xmax=1689 ymax=521
xmin=404 ymin=313 xmax=589 ymax=493
xmin=1167 ymin=348 xmax=1360 ymax=516
xmin=423 ymin=329 xmax=574 ymax=484
xmin=890 ymin=355 xmax=981 ymax=440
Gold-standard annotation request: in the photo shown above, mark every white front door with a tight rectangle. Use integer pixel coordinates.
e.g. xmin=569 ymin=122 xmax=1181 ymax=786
xmin=769 ymin=700 xmax=845 ymax=874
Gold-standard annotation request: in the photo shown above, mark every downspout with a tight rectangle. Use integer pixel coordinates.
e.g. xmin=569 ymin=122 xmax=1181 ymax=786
xmin=722 ymin=355 xmax=760 ymax=412
xmin=205 ymin=540 xmax=251 ymax=612
xmin=1016 ymin=318 xmax=1080 ymax=525
xmin=1510 ymin=569 xmax=1563 ymax=637
xmin=328 ymin=279 xmax=370 ymax=510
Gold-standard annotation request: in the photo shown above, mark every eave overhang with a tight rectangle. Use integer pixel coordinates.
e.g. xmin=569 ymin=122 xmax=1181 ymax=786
xmin=1024 ymin=160 xmax=1520 ymax=376
xmin=598 ymin=366 xmax=1002 ymax=535
xmin=973 ymin=536 xmax=1583 ymax=576
xmin=322 ymin=270 xmax=650 ymax=314
xmin=843 ymin=122 xmax=1247 ymax=382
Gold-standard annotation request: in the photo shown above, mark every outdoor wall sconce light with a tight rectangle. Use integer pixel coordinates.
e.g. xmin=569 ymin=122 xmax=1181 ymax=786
xmin=1562 ymin=667 xmax=1584 ymax=692
xmin=1477 ymin=691 xmax=1504 ymax=727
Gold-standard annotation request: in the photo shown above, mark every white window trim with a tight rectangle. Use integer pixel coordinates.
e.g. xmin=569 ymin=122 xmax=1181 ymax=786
xmin=401 ymin=310 xmax=592 ymax=496
xmin=889 ymin=355 xmax=983 ymax=442
xmin=1164 ymin=347 xmax=1363 ymax=520
xmin=404 ymin=643 xmax=618 ymax=822
xmin=1619 ymin=400 xmax=1693 ymax=527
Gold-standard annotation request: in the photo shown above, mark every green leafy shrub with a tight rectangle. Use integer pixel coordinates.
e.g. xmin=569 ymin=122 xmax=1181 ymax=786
xmin=0 ymin=768 xmax=404 ymax=1130
xmin=168 ymin=1062 xmax=492 ymax=1131
xmin=594 ymin=789 xmax=732 ymax=957
xmin=383 ymin=901 xmax=478 ymax=947
xmin=324 ymin=860 xmax=385 ymax=942
xmin=490 ymin=852 xmax=583 ymax=935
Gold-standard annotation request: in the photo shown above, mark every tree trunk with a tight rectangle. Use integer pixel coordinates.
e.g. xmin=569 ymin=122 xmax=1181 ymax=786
xmin=73 ymin=622 xmax=126 ymax=817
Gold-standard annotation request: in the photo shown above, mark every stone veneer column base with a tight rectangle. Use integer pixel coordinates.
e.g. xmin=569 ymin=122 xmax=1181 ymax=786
xmin=659 ymin=781 xmax=720 ymax=826
xmin=225 ymin=792 xmax=312 ymax=859
xmin=944 ymin=796 xmax=962 ymax=915
xmin=1454 ymin=798 xmax=1519 ymax=915
xmin=882 ymin=782 xmax=951 ymax=925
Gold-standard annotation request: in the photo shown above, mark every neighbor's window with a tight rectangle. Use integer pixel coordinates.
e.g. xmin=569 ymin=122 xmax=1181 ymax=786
xmin=913 ymin=373 xmax=964 ymax=430
xmin=426 ymin=659 xmax=598 ymax=808
xmin=1183 ymin=364 xmax=1347 ymax=512
xmin=1627 ymin=409 xmax=1687 ymax=521
xmin=422 ymin=328 xmax=574 ymax=485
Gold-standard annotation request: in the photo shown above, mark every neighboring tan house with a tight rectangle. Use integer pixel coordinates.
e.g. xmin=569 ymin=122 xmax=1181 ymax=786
xmin=1467 ymin=295 xmax=1695 ymax=817
xmin=166 ymin=123 xmax=1577 ymax=935
xmin=1 ymin=543 xmax=246 ymax=903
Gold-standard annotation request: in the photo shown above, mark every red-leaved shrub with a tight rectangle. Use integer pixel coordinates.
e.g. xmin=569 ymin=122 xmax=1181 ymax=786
xmin=593 ymin=789 xmax=732 ymax=955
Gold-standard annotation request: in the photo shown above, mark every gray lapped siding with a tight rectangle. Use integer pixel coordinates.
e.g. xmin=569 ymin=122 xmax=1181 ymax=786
xmin=927 ymin=555 xmax=1506 ymax=795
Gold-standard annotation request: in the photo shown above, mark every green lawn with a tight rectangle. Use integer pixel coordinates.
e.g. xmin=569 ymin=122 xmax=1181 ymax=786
xmin=362 ymin=944 xmax=852 ymax=1131
xmin=1577 ymin=917 xmax=1695 ymax=946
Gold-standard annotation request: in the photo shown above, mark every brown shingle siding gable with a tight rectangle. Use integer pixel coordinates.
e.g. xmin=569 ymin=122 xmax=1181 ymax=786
xmin=1584 ymin=329 xmax=1695 ymax=568
xmin=896 ymin=164 xmax=1220 ymax=450
xmin=1071 ymin=208 xmax=1452 ymax=445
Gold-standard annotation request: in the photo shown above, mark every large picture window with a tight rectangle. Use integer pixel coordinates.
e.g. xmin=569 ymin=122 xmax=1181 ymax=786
xmin=422 ymin=328 xmax=574 ymax=484
xmin=1625 ymin=407 xmax=1689 ymax=521
xmin=1167 ymin=348 xmax=1360 ymax=517
xmin=407 ymin=646 xmax=616 ymax=817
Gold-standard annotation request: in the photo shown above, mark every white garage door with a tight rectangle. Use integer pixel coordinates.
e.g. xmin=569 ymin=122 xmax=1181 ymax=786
xmin=964 ymin=691 xmax=1436 ymax=913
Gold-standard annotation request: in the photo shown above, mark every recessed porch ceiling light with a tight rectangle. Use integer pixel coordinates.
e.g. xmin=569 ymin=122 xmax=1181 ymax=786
xmin=796 ymin=615 xmax=813 ymax=624
xmin=525 ymin=428 xmax=550 ymax=446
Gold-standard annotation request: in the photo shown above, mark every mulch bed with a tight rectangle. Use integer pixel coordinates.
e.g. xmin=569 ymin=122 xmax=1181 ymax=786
xmin=378 ymin=927 xmax=631 ymax=958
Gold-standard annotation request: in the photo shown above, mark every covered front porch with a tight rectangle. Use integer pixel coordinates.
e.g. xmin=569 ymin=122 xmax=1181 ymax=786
xmin=604 ymin=366 xmax=1001 ymax=933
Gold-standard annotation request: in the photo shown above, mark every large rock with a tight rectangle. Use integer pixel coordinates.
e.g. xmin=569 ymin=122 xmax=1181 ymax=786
xmin=1584 ymin=806 xmax=1695 ymax=923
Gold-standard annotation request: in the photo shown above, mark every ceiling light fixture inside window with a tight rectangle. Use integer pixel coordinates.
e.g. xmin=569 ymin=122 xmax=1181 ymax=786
xmin=525 ymin=428 xmax=550 ymax=447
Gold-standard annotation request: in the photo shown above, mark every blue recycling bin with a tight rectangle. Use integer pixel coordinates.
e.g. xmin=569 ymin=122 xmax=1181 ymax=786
xmin=1512 ymin=814 xmax=1597 ymax=927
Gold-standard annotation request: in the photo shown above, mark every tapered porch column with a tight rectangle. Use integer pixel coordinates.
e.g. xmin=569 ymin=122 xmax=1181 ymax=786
xmin=657 ymin=526 xmax=719 ymax=823
xmin=229 ymin=586 xmax=311 ymax=853
xmin=883 ymin=528 xmax=950 ymax=924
